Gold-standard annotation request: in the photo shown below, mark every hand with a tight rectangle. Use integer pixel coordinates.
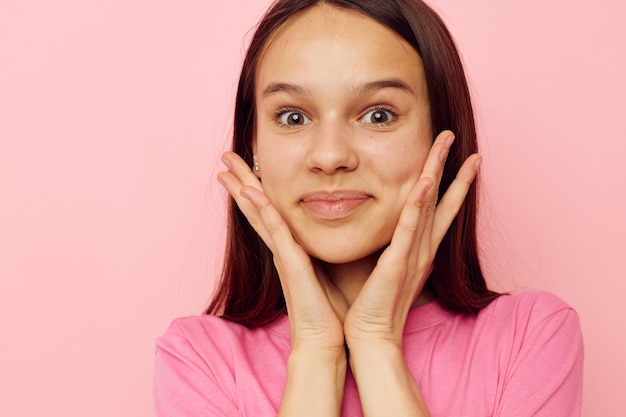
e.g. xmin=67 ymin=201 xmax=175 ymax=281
xmin=217 ymin=153 xmax=348 ymax=353
xmin=343 ymin=130 xmax=481 ymax=350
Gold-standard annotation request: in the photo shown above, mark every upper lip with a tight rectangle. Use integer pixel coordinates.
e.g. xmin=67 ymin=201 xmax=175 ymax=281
xmin=300 ymin=190 xmax=371 ymax=202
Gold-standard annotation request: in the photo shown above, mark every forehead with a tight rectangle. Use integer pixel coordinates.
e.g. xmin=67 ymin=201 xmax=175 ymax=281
xmin=255 ymin=4 xmax=425 ymax=97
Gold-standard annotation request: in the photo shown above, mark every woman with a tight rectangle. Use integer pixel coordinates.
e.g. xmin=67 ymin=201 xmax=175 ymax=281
xmin=154 ymin=1 xmax=584 ymax=416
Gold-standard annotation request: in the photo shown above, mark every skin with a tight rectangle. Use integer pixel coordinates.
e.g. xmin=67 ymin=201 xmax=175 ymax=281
xmin=218 ymin=5 xmax=481 ymax=416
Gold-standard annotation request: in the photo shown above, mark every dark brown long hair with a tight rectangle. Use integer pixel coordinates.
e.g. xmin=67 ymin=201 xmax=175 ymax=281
xmin=206 ymin=0 xmax=500 ymax=326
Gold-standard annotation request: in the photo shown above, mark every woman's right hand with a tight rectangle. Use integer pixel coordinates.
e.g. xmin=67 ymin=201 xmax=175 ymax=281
xmin=217 ymin=152 xmax=347 ymax=354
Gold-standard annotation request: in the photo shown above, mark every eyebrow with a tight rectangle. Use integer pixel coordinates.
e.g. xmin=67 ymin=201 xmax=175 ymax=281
xmin=261 ymin=78 xmax=416 ymax=98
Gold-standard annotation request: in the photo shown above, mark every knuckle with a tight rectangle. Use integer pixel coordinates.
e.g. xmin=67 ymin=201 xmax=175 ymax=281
xmin=264 ymin=214 xmax=287 ymax=237
xmin=399 ymin=218 xmax=420 ymax=234
xmin=419 ymin=200 xmax=437 ymax=218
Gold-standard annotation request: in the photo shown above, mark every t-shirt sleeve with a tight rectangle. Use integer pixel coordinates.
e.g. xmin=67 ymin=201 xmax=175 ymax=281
xmin=493 ymin=293 xmax=584 ymax=417
xmin=154 ymin=319 xmax=239 ymax=417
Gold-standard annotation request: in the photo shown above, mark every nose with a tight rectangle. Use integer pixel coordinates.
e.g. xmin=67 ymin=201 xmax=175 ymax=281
xmin=306 ymin=121 xmax=358 ymax=174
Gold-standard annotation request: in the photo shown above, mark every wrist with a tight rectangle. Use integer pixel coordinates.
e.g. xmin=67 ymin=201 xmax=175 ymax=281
xmin=289 ymin=343 xmax=347 ymax=365
xmin=346 ymin=337 xmax=402 ymax=357
xmin=346 ymin=340 xmax=430 ymax=416
xmin=279 ymin=346 xmax=347 ymax=417
xmin=346 ymin=339 xmax=403 ymax=369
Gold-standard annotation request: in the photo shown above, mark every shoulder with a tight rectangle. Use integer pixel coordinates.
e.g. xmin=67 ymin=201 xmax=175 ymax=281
xmin=479 ymin=290 xmax=579 ymax=327
xmin=157 ymin=314 xmax=290 ymax=355
xmin=159 ymin=314 xmax=248 ymax=342
xmin=154 ymin=315 xmax=291 ymax=415
xmin=157 ymin=315 xmax=238 ymax=357
xmin=479 ymin=292 xmax=584 ymax=415
xmin=420 ymin=291 xmax=581 ymax=347
xmin=482 ymin=290 xmax=577 ymax=319
xmin=403 ymin=293 xmax=583 ymax=415
xmin=475 ymin=291 xmax=582 ymax=355
xmin=156 ymin=313 xmax=291 ymax=369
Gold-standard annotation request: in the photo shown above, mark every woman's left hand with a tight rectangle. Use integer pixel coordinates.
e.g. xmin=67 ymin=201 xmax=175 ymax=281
xmin=343 ymin=130 xmax=481 ymax=350
xmin=342 ymin=130 xmax=481 ymax=416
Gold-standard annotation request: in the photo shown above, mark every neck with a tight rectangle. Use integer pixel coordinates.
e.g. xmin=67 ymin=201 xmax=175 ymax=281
xmin=321 ymin=251 xmax=434 ymax=308
xmin=321 ymin=253 xmax=378 ymax=306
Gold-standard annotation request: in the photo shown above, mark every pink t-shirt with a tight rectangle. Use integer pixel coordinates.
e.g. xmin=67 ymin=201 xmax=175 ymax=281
xmin=154 ymin=291 xmax=583 ymax=416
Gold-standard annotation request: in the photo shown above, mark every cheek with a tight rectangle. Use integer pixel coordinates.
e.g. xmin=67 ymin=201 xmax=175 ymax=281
xmin=257 ymin=168 xmax=287 ymax=206
xmin=378 ymin=142 xmax=430 ymax=191
xmin=255 ymin=144 xmax=298 ymax=208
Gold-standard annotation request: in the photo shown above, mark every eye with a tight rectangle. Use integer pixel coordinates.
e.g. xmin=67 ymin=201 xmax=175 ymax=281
xmin=275 ymin=108 xmax=311 ymax=127
xmin=361 ymin=106 xmax=396 ymax=126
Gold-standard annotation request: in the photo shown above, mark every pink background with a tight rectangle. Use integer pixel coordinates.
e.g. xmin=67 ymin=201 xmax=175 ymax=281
xmin=1 ymin=0 xmax=624 ymax=416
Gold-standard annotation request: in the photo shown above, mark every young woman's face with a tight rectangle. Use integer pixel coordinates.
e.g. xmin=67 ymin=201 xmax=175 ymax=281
xmin=253 ymin=5 xmax=432 ymax=264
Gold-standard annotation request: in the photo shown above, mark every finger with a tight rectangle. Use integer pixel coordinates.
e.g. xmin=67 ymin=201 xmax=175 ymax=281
xmin=413 ymin=131 xmax=456 ymax=248
xmin=240 ymin=185 xmax=310 ymax=275
xmin=419 ymin=130 xmax=456 ymax=197
xmin=219 ymin=151 xmax=275 ymax=249
xmin=354 ymin=168 xmax=441 ymax=331
xmin=241 ymin=185 xmax=338 ymax=321
xmin=217 ymin=170 xmax=275 ymax=252
xmin=431 ymin=153 xmax=481 ymax=248
xmin=384 ymin=132 xmax=455 ymax=254
xmin=222 ymin=151 xmax=263 ymax=192
xmin=353 ymin=179 xmax=436 ymax=332
xmin=385 ymin=176 xmax=435 ymax=259
xmin=238 ymin=186 xmax=341 ymax=344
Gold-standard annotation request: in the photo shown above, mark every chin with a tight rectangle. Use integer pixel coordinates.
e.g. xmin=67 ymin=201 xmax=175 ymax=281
xmin=292 ymin=226 xmax=392 ymax=266
xmin=307 ymin=245 xmax=385 ymax=266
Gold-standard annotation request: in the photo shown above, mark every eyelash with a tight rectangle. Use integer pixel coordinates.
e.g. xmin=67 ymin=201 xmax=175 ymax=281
xmin=360 ymin=105 xmax=397 ymax=126
xmin=271 ymin=104 xmax=398 ymax=129
xmin=273 ymin=107 xmax=311 ymax=129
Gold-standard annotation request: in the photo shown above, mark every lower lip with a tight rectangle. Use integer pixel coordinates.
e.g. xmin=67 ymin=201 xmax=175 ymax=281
xmin=301 ymin=198 xmax=369 ymax=220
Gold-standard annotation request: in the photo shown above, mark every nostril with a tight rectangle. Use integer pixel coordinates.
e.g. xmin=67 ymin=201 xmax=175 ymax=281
xmin=305 ymin=126 xmax=359 ymax=173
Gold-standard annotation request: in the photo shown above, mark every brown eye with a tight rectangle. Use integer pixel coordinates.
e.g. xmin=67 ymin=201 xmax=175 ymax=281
xmin=278 ymin=110 xmax=311 ymax=126
xmin=361 ymin=107 xmax=395 ymax=125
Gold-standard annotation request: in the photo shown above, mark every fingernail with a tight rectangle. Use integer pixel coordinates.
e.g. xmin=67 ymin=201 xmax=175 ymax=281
xmin=423 ymin=181 xmax=434 ymax=195
xmin=439 ymin=146 xmax=449 ymax=162
xmin=221 ymin=154 xmax=232 ymax=168
xmin=474 ymin=157 xmax=482 ymax=170
xmin=445 ymin=134 xmax=455 ymax=148
xmin=240 ymin=186 xmax=258 ymax=207
xmin=216 ymin=172 xmax=227 ymax=187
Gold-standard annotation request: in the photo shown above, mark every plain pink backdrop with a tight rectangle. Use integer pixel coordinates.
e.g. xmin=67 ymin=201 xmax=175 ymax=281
xmin=1 ymin=1 xmax=624 ymax=416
